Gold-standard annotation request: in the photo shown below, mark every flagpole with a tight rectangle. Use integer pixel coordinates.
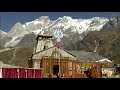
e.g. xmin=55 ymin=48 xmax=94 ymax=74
xmin=54 ymin=27 xmax=63 ymax=78
xmin=58 ymin=47 xmax=61 ymax=78
xmin=57 ymin=37 xmax=61 ymax=78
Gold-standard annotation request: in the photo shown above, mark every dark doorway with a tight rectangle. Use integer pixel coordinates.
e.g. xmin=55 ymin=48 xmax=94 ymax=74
xmin=53 ymin=65 xmax=59 ymax=78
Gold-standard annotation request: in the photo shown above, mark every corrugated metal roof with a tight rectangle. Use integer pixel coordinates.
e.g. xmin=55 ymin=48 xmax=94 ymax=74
xmin=68 ymin=51 xmax=105 ymax=62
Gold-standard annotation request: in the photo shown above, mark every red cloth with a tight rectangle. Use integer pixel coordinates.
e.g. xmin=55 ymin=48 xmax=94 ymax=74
xmin=27 ymin=69 xmax=34 ymax=78
xmin=2 ymin=68 xmax=17 ymax=78
xmin=10 ymin=68 xmax=17 ymax=78
xmin=35 ymin=69 xmax=42 ymax=78
xmin=19 ymin=68 xmax=25 ymax=78
xmin=6 ymin=68 xmax=11 ymax=78
xmin=2 ymin=68 xmax=8 ymax=78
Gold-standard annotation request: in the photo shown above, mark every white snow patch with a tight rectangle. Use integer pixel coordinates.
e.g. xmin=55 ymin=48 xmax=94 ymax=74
xmin=25 ymin=22 xmax=31 ymax=26
xmin=63 ymin=34 xmax=69 ymax=37
xmin=62 ymin=17 xmax=109 ymax=34
xmin=0 ymin=48 xmax=11 ymax=53
xmin=32 ymin=29 xmax=43 ymax=35
xmin=23 ymin=25 xmax=26 ymax=29
xmin=33 ymin=21 xmax=41 ymax=25
xmin=0 ymin=30 xmax=7 ymax=34
xmin=63 ymin=16 xmax=72 ymax=20
xmin=4 ymin=36 xmax=22 ymax=47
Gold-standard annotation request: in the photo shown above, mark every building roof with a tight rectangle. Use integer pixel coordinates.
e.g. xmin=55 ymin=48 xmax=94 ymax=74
xmin=68 ymin=51 xmax=105 ymax=62
xmin=32 ymin=46 xmax=76 ymax=57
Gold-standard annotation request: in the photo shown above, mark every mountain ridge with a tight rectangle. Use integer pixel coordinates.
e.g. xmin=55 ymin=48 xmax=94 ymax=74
xmin=0 ymin=16 xmax=109 ymax=48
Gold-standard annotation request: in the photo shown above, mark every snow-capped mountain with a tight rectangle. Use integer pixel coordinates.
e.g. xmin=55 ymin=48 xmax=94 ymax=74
xmin=0 ymin=16 xmax=110 ymax=48
xmin=7 ymin=16 xmax=109 ymax=37
xmin=7 ymin=22 xmax=26 ymax=37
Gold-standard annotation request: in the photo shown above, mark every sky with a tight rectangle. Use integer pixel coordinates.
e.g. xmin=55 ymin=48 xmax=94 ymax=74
xmin=0 ymin=12 xmax=120 ymax=32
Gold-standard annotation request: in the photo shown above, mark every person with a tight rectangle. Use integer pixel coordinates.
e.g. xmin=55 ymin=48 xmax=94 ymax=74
xmin=87 ymin=72 xmax=93 ymax=78
xmin=80 ymin=67 xmax=84 ymax=74
xmin=100 ymin=70 xmax=102 ymax=77
xmin=86 ymin=68 xmax=93 ymax=78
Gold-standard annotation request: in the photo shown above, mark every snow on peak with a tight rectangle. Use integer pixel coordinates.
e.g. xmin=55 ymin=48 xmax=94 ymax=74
xmin=0 ymin=30 xmax=7 ymax=34
xmin=0 ymin=30 xmax=7 ymax=39
xmin=32 ymin=29 xmax=43 ymax=35
xmin=14 ymin=16 xmax=109 ymax=37
xmin=23 ymin=25 xmax=26 ymax=29
xmin=91 ymin=17 xmax=101 ymax=20
xmin=63 ymin=16 xmax=72 ymax=20
xmin=39 ymin=16 xmax=49 ymax=19
xmin=2 ymin=16 xmax=111 ymax=48
xmin=33 ymin=20 xmax=41 ymax=25
xmin=61 ymin=17 xmax=109 ymax=34
xmin=91 ymin=17 xmax=103 ymax=19
xmin=24 ymin=17 xmax=50 ymax=27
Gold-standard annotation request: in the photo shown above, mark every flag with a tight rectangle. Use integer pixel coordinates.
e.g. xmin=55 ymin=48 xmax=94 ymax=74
xmin=57 ymin=37 xmax=61 ymax=48
xmin=57 ymin=42 xmax=60 ymax=48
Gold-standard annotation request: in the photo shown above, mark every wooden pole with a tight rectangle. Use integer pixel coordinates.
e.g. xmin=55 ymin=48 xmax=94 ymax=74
xmin=50 ymin=56 xmax=51 ymax=75
xmin=25 ymin=69 xmax=27 ymax=78
xmin=17 ymin=69 xmax=19 ymax=78
xmin=58 ymin=48 xmax=61 ymax=78
xmin=34 ymin=69 xmax=35 ymax=78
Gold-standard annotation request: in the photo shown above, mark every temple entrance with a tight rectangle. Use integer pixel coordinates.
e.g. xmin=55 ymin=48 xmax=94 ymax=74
xmin=53 ymin=65 xmax=59 ymax=78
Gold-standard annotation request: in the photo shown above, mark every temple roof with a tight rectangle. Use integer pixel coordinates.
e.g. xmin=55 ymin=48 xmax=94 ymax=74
xmin=36 ymin=34 xmax=53 ymax=40
xmin=32 ymin=46 xmax=76 ymax=58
